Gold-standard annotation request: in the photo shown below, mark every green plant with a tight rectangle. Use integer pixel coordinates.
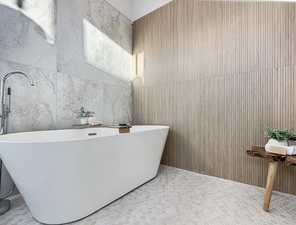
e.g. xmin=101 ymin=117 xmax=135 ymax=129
xmin=265 ymin=128 xmax=296 ymax=142
xmin=76 ymin=107 xmax=95 ymax=118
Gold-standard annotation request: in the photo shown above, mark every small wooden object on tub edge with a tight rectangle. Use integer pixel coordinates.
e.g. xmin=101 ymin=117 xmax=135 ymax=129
xmin=72 ymin=123 xmax=102 ymax=129
xmin=102 ymin=125 xmax=131 ymax=133
xmin=72 ymin=123 xmax=131 ymax=133
xmin=118 ymin=126 xmax=130 ymax=133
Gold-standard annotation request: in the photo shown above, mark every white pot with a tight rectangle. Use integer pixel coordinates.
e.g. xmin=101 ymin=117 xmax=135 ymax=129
xmin=79 ymin=117 xmax=89 ymax=125
xmin=88 ymin=117 xmax=96 ymax=125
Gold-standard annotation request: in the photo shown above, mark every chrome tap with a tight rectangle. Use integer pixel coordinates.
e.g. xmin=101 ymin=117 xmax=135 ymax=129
xmin=0 ymin=71 xmax=35 ymax=135
xmin=0 ymin=71 xmax=35 ymax=216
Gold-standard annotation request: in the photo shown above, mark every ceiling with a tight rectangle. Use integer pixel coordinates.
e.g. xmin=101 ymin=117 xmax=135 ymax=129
xmin=105 ymin=0 xmax=296 ymax=22
xmin=105 ymin=0 xmax=173 ymax=21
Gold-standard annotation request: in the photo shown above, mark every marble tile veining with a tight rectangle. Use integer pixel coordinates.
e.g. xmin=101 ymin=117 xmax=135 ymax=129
xmin=56 ymin=72 xmax=104 ymax=129
xmin=2 ymin=166 xmax=296 ymax=225
xmin=56 ymin=0 xmax=133 ymax=83
xmin=102 ymin=83 xmax=132 ymax=124
xmin=0 ymin=0 xmax=57 ymax=71
xmin=86 ymin=0 xmax=132 ymax=54
xmin=0 ymin=60 xmax=57 ymax=133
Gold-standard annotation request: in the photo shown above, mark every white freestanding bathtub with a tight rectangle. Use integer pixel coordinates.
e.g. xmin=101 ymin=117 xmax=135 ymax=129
xmin=0 ymin=125 xmax=169 ymax=224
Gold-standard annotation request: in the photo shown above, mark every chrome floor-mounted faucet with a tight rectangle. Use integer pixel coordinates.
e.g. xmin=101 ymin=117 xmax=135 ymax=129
xmin=0 ymin=71 xmax=35 ymax=216
xmin=0 ymin=71 xmax=35 ymax=135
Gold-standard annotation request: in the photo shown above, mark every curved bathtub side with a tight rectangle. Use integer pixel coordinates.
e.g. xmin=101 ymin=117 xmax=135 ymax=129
xmin=0 ymin=127 xmax=169 ymax=224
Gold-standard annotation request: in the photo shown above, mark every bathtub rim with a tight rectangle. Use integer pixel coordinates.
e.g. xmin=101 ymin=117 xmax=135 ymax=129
xmin=0 ymin=125 xmax=169 ymax=144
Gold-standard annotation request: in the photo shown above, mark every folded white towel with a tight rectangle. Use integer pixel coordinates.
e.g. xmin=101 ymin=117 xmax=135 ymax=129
xmin=265 ymin=139 xmax=296 ymax=155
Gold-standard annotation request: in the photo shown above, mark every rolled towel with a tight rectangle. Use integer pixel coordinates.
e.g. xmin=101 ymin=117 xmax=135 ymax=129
xmin=287 ymin=146 xmax=296 ymax=155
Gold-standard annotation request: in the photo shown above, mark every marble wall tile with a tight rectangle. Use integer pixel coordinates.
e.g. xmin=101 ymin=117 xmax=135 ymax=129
xmin=86 ymin=0 xmax=132 ymax=53
xmin=56 ymin=72 xmax=104 ymax=129
xmin=83 ymin=19 xmax=133 ymax=81
xmin=56 ymin=73 xmax=132 ymax=128
xmin=0 ymin=60 xmax=57 ymax=133
xmin=0 ymin=0 xmax=133 ymax=130
xmin=55 ymin=0 xmax=84 ymax=75
xmin=57 ymin=0 xmax=133 ymax=82
xmin=0 ymin=0 xmax=56 ymax=43
xmin=0 ymin=62 xmax=133 ymax=132
xmin=0 ymin=2 xmax=57 ymax=71
xmin=85 ymin=0 xmax=133 ymax=80
xmin=102 ymin=83 xmax=132 ymax=124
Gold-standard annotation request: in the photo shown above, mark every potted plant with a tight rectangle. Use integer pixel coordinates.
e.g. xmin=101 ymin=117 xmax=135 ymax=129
xmin=76 ymin=107 xmax=95 ymax=125
xmin=264 ymin=128 xmax=295 ymax=147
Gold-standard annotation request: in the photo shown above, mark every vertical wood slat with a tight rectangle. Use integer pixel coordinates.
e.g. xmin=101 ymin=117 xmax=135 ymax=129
xmin=133 ymin=0 xmax=296 ymax=194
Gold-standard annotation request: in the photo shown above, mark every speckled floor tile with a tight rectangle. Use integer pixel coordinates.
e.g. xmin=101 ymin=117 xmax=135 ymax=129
xmin=1 ymin=165 xmax=296 ymax=225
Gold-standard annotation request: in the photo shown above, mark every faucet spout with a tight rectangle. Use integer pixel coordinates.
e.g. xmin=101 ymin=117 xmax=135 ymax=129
xmin=1 ymin=71 xmax=35 ymax=86
xmin=0 ymin=71 xmax=35 ymax=135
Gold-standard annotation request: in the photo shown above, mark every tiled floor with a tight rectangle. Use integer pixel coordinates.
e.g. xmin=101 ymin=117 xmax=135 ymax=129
xmin=1 ymin=166 xmax=296 ymax=225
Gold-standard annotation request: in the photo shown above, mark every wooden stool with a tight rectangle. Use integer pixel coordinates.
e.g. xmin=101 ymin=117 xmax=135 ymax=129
xmin=247 ymin=146 xmax=296 ymax=211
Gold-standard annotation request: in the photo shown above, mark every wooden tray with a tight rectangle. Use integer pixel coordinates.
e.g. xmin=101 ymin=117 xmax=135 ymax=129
xmin=72 ymin=124 xmax=131 ymax=133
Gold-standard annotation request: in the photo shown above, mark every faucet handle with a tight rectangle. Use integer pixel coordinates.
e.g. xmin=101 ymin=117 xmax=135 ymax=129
xmin=7 ymin=87 xmax=11 ymax=113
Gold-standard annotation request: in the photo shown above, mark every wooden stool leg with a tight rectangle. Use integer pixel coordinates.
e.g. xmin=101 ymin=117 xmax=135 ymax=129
xmin=263 ymin=161 xmax=278 ymax=211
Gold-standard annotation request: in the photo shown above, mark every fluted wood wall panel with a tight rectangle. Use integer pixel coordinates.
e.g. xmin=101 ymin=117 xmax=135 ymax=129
xmin=133 ymin=0 xmax=296 ymax=194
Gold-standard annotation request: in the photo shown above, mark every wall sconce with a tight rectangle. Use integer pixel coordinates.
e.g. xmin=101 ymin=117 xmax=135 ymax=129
xmin=133 ymin=52 xmax=144 ymax=79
